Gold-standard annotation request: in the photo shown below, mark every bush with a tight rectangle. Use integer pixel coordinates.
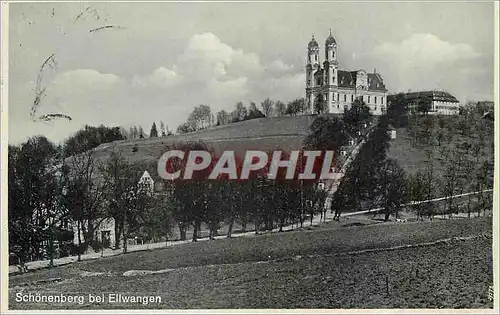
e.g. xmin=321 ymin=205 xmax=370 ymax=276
xmin=132 ymin=145 xmax=138 ymax=153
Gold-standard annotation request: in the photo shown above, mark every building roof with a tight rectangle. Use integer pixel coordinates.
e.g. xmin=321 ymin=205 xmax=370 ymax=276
xmin=308 ymin=35 xmax=319 ymax=49
xmin=338 ymin=70 xmax=355 ymax=88
xmin=404 ymin=91 xmax=459 ymax=103
xmin=325 ymin=30 xmax=336 ymax=45
xmin=337 ymin=70 xmax=387 ymax=92
xmin=367 ymin=73 xmax=387 ymax=92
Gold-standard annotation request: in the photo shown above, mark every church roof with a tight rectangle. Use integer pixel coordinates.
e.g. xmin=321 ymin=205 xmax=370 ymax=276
xmin=325 ymin=31 xmax=336 ymax=45
xmin=338 ymin=70 xmax=355 ymax=88
xmin=308 ymin=35 xmax=319 ymax=49
xmin=337 ymin=70 xmax=387 ymax=92
xmin=367 ymin=73 xmax=387 ymax=92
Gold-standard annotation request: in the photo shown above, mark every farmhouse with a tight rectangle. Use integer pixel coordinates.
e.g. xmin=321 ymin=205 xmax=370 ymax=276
xmin=305 ymin=31 xmax=388 ymax=115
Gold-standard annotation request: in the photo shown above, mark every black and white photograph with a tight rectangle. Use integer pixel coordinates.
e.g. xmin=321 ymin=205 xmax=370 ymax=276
xmin=1 ymin=0 xmax=498 ymax=312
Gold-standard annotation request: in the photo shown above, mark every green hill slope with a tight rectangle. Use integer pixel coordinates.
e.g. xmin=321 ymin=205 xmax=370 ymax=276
xmin=91 ymin=115 xmax=316 ymax=165
xmin=388 ymin=115 xmax=494 ymax=175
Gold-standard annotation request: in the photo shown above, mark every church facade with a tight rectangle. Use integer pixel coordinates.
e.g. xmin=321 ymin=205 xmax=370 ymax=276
xmin=305 ymin=32 xmax=388 ymax=115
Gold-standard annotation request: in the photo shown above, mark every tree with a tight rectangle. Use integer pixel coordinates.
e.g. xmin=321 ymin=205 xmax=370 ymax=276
xmin=216 ymin=110 xmax=230 ymax=126
xmin=176 ymin=122 xmax=195 ymax=134
xmin=286 ymin=98 xmax=306 ymax=116
xmin=150 ymin=122 xmax=158 ymax=138
xmin=63 ymin=125 xmax=124 ymax=158
xmin=120 ymin=163 xmax=157 ymax=253
xmin=313 ymin=94 xmax=327 ymax=114
xmin=144 ymin=195 xmax=177 ymax=246
xmin=160 ymin=121 xmax=166 ymax=137
xmin=376 ymin=159 xmax=407 ymax=221
xmin=275 ymin=100 xmax=287 ymax=116
xmin=119 ymin=127 xmax=129 ymax=139
xmin=304 ymin=115 xmax=347 ymax=154
xmin=261 ymin=98 xmax=274 ymax=117
xmin=387 ymin=93 xmax=409 ymax=127
xmin=187 ymin=104 xmax=212 ymax=130
xmin=64 ymin=149 xmax=107 ymax=259
xmin=473 ymin=160 xmax=493 ymax=217
xmin=8 ymin=137 xmax=62 ymax=268
xmin=406 ymin=172 xmax=431 ymax=220
xmin=100 ymin=148 xmax=133 ymax=248
xmin=247 ymin=101 xmax=265 ymax=120
xmin=232 ymin=102 xmax=248 ymax=122
xmin=138 ymin=126 xmax=145 ymax=139
xmin=440 ymin=147 xmax=464 ymax=215
xmin=343 ymin=98 xmax=373 ymax=137
xmin=166 ymin=141 xmax=215 ymax=242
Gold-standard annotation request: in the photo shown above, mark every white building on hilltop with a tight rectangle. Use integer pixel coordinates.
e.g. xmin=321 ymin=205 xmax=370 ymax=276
xmin=404 ymin=91 xmax=460 ymax=115
xmin=305 ymin=31 xmax=388 ymax=115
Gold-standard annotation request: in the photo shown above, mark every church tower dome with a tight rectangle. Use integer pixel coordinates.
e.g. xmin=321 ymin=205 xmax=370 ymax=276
xmin=308 ymin=35 xmax=319 ymax=49
xmin=325 ymin=30 xmax=337 ymax=45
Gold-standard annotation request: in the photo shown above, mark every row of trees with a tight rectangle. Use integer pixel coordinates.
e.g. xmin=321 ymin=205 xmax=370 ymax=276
xmin=62 ymin=125 xmax=124 ymax=158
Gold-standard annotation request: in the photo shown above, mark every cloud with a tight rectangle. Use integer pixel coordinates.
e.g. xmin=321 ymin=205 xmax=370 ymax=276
xmin=132 ymin=67 xmax=181 ymax=88
xmin=267 ymin=59 xmax=295 ymax=74
xmin=373 ymin=33 xmax=481 ymax=71
xmin=10 ymin=32 xmax=304 ymax=144
xmin=51 ymin=69 xmax=121 ymax=95
xmin=357 ymin=33 xmax=488 ymax=99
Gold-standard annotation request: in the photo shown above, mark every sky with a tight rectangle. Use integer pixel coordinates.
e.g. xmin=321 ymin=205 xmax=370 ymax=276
xmin=8 ymin=1 xmax=495 ymax=144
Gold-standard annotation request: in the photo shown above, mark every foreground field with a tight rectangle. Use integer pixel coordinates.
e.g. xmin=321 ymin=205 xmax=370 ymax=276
xmin=9 ymin=217 xmax=493 ymax=309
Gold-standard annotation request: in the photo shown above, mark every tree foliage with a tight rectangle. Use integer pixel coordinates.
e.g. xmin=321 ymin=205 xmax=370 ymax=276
xmin=63 ymin=125 xmax=124 ymax=158
xmin=150 ymin=122 xmax=158 ymax=138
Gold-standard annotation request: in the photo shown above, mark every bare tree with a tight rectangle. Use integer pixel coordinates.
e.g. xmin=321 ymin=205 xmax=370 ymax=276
xmin=261 ymin=98 xmax=274 ymax=117
xmin=64 ymin=149 xmax=107 ymax=260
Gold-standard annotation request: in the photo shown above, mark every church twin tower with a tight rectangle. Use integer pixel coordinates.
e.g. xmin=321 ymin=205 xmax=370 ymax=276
xmin=305 ymin=31 xmax=388 ymax=115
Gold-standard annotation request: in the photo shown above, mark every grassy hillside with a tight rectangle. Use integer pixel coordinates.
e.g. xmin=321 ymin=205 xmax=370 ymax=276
xmin=91 ymin=115 xmax=316 ymax=165
xmin=387 ymin=115 xmax=494 ymax=177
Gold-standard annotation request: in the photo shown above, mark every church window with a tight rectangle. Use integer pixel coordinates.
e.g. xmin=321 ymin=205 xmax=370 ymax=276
xmin=315 ymin=55 xmax=318 ymax=61
xmin=337 ymin=93 xmax=339 ymax=101
xmin=368 ymin=96 xmax=371 ymax=103
xmin=374 ymin=96 xmax=377 ymax=103
xmin=344 ymin=94 xmax=347 ymax=102
xmin=351 ymin=95 xmax=354 ymax=102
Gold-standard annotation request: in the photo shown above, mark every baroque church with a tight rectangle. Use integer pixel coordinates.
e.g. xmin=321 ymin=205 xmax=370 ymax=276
xmin=306 ymin=31 xmax=388 ymax=115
